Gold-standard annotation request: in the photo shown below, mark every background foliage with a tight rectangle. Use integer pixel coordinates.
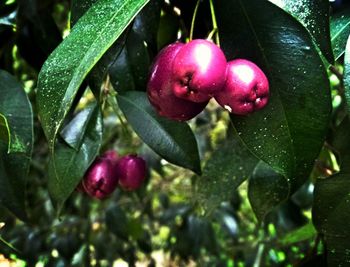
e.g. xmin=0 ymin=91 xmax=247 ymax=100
xmin=1 ymin=0 xmax=350 ymax=266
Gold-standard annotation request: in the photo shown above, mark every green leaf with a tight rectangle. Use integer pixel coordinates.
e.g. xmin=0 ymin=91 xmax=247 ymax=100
xmin=270 ymin=0 xmax=334 ymax=63
xmin=131 ymin=0 xmax=161 ymax=52
xmin=344 ymin=34 xmax=350 ymax=113
xmin=313 ymin=172 xmax=350 ymax=266
xmin=48 ymin=103 xmax=103 ymax=211
xmin=0 ymin=70 xmax=33 ymax=220
xmin=37 ymin=0 xmax=149 ymax=149
xmin=125 ymin=29 xmax=151 ymax=90
xmin=279 ymin=222 xmax=316 ymax=246
xmin=217 ymin=0 xmax=331 ymax=195
xmin=157 ymin=11 xmax=180 ymax=50
xmin=117 ymin=91 xmax=201 ymax=174
xmin=109 ymin=0 xmax=161 ymax=92
xmin=248 ymin=161 xmax=289 ymax=222
xmin=16 ymin=0 xmax=62 ymax=70
xmin=60 ymin=103 xmax=97 ymax=150
xmin=105 ymin=205 xmax=129 ymax=240
xmin=313 ymin=117 xmax=350 ymax=266
xmin=88 ymin=37 xmax=126 ymax=98
xmin=71 ymin=0 xmax=126 ymax=98
xmin=70 ymin=0 xmax=98 ymax=27
xmin=0 ymin=114 xmax=10 ymax=147
xmin=195 ymin=132 xmax=258 ymax=214
xmin=331 ymin=8 xmax=350 ymax=60
xmin=109 ymin=47 xmax=136 ymax=92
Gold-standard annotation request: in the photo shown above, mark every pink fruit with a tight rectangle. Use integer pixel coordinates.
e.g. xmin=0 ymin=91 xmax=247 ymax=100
xmin=81 ymin=150 xmax=119 ymax=199
xmin=171 ymin=39 xmax=227 ymax=103
xmin=215 ymin=59 xmax=269 ymax=115
xmin=147 ymin=43 xmax=208 ymax=121
xmin=117 ymin=154 xmax=147 ymax=191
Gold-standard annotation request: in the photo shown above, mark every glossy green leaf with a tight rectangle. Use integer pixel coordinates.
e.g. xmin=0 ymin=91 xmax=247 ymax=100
xmin=48 ymin=103 xmax=103 ymax=211
xmin=125 ymin=30 xmax=150 ymax=90
xmin=109 ymin=0 xmax=161 ymax=92
xmin=343 ymin=34 xmax=350 ymax=112
xmin=0 ymin=114 xmax=9 ymax=146
xmin=0 ymin=70 xmax=33 ymax=220
xmin=195 ymin=132 xmax=258 ymax=214
xmin=217 ymin=0 xmax=331 ymax=195
xmin=70 ymin=0 xmax=98 ymax=27
xmin=331 ymin=8 xmax=350 ymax=60
xmin=117 ymin=91 xmax=201 ymax=174
xmin=248 ymin=161 xmax=289 ymax=222
xmin=270 ymin=0 xmax=334 ymax=63
xmin=88 ymin=37 xmax=126 ymax=98
xmin=131 ymin=0 xmax=161 ymax=52
xmin=60 ymin=104 xmax=96 ymax=150
xmin=313 ymin=172 xmax=350 ymax=266
xmin=71 ymin=0 xmax=126 ymax=98
xmin=279 ymin=222 xmax=317 ymax=246
xmin=109 ymin=47 xmax=136 ymax=92
xmin=37 ymin=0 xmax=149 ymax=149
xmin=313 ymin=117 xmax=350 ymax=266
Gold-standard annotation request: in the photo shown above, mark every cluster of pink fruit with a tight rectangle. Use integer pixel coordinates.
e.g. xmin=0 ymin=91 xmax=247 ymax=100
xmin=147 ymin=39 xmax=270 ymax=121
xmin=79 ymin=150 xmax=147 ymax=199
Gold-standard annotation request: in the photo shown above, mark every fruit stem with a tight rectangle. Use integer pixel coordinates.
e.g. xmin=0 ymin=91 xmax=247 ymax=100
xmin=189 ymin=0 xmax=201 ymax=41
xmin=209 ymin=0 xmax=220 ymax=47
xmin=106 ymin=86 xmax=131 ymax=137
xmin=206 ymin=28 xmax=217 ymax=41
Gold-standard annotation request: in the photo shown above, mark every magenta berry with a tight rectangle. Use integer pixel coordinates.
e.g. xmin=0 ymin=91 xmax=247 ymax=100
xmin=81 ymin=151 xmax=119 ymax=199
xmin=147 ymin=43 xmax=208 ymax=121
xmin=117 ymin=154 xmax=147 ymax=191
xmin=171 ymin=39 xmax=227 ymax=103
xmin=215 ymin=59 xmax=269 ymax=115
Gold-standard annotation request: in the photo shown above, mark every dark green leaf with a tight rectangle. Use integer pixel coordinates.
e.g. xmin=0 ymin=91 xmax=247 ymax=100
xmin=117 ymin=91 xmax=201 ymax=174
xmin=109 ymin=47 xmax=136 ymax=92
xmin=248 ymin=161 xmax=289 ymax=222
xmin=37 ymin=0 xmax=149 ymax=149
xmin=279 ymin=222 xmax=316 ymax=246
xmin=131 ymin=0 xmax=161 ymax=52
xmin=195 ymin=132 xmax=258 ymax=214
xmin=60 ymin=104 xmax=96 ymax=150
xmin=125 ymin=30 xmax=150 ymax=90
xmin=313 ymin=117 xmax=350 ymax=266
xmin=109 ymin=0 xmax=160 ymax=93
xmin=174 ymin=215 xmax=217 ymax=258
xmin=71 ymin=0 xmax=126 ymax=98
xmin=88 ymin=37 xmax=126 ymax=98
xmin=331 ymin=8 xmax=350 ymax=60
xmin=329 ymin=116 xmax=350 ymax=170
xmin=217 ymin=0 xmax=331 ymax=194
xmin=0 ymin=114 xmax=9 ymax=146
xmin=70 ymin=0 xmax=98 ymax=27
xmin=270 ymin=0 xmax=334 ymax=63
xmin=344 ymin=34 xmax=350 ymax=113
xmin=48 ymin=103 xmax=103 ymax=211
xmin=157 ymin=11 xmax=180 ymax=50
xmin=313 ymin=172 xmax=350 ymax=266
xmin=0 ymin=70 xmax=33 ymax=220
xmin=17 ymin=0 xmax=62 ymax=70
xmin=105 ymin=205 xmax=129 ymax=240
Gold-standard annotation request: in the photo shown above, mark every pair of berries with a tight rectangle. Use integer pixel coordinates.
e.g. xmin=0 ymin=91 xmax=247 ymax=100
xmin=80 ymin=150 xmax=147 ymax=199
xmin=147 ymin=39 xmax=269 ymax=121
